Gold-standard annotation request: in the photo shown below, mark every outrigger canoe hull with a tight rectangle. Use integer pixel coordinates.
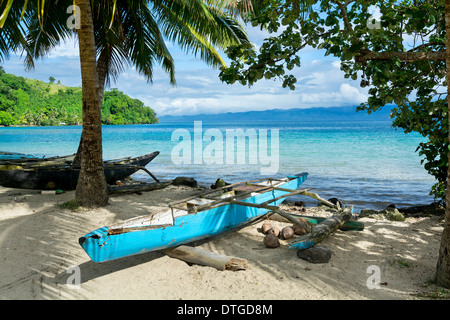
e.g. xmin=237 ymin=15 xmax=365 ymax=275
xmin=79 ymin=173 xmax=308 ymax=263
xmin=0 ymin=152 xmax=159 ymax=190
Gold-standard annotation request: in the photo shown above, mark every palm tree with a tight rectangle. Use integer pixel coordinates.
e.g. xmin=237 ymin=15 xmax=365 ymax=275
xmin=74 ymin=0 xmax=109 ymax=206
xmin=74 ymin=0 xmax=249 ymax=207
xmin=0 ymin=0 xmax=107 ymax=206
xmin=1 ymin=0 xmax=249 ymax=207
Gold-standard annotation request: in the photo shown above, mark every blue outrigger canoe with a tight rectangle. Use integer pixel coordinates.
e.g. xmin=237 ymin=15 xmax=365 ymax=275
xmin=79 ymin=172 xmax=308 ymax=263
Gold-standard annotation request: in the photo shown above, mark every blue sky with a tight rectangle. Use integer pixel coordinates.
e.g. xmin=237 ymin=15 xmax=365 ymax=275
xmin=2 ymin=25 xmax=369 ymax=116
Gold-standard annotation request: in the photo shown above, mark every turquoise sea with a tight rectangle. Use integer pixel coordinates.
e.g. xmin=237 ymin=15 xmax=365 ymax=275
xmin=0 ymin=120 xmax=436 ymax=211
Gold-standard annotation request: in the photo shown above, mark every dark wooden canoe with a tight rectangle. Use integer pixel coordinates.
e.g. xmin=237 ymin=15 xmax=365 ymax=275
xmin=0 ymin=151 xmax=159 ymax=190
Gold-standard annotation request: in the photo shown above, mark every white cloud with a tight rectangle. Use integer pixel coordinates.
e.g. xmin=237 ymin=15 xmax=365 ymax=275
xmin=47 ymin=38 xmax=79 ymax=58
xmin=147 ymin=91 xmax=302 ymax=116
xmin=299 ymin=83 xmax=367 ymax=105
xmin=4 ymin=37 xmax=370 ymax=117
xmin=331 ymin=60 xmax=341 ymax=68
xmin=340 ymin=83 xmax=368 ymax=102
xmin=115 ymin=54 xmax=370 ymax=116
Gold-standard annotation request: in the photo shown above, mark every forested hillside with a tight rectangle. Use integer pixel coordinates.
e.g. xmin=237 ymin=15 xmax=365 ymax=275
xmin=0 ymin=69 xmax=158 ymax=126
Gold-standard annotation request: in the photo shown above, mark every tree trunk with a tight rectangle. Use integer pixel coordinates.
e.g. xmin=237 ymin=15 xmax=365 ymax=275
xmin=75 ymin=0 xmax=108 ymax=207
xmin=73 ymin=49 xmax=110 ymax=165
xmin=436 ymin=0 xmax=450 ymax=289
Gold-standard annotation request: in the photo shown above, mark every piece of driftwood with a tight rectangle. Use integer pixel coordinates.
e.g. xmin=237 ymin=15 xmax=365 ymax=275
xmin=163 ymin=245 xmax=248 ymax=271
xmin=301 ymin=191 xmax=338 ymax=209
xmin=288 ymin=209 xmax=353 ymax=250
xmin=270 ymin=212 xmax=364 ymax=231
xmin=296 ymin=214 xmax=363 ymax=231
xmin=107 ymin=181 xmax=172 ymax=195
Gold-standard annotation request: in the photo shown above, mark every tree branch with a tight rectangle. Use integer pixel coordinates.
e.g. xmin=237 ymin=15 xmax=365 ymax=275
xmin=333 ymin=0 xmax=354 ymax=34
xmin=355 ymin=51 xmax=446 ymax=63
xmin=333 ymin=0 xmax=445 ymax=65
xmin=247 ymin=42 xmax=307 ymax=72
xmin=407 ymin=41 xmax=444 ymax=52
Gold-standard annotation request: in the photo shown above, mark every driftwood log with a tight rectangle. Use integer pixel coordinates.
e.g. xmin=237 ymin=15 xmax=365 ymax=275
xmin=270 ymin=212 xmax=364 ymax=231
xmin=163 ymin=245 xmax=248 ymax=271
xmin=297 ymin=214 xmax=363 ymax=231
xmin=288 ymin=209 xmax=352 ymax=250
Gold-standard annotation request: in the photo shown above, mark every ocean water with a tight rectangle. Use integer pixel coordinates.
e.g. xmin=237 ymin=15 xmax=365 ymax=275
xmin=0 ymin=120 xmax=436 ymax=211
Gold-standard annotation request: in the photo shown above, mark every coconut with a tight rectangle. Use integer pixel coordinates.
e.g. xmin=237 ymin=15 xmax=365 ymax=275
xmin=261 ymin=221 xmax=273 ymax=234
xmin=263 ymin=234 xmax=280 ymax=248
xmin=292 ymin=218 xmax=308 ymax=235
xmin=293 ymin=224 xmax=307 ymax=235
xmin=281 ymin=226 xmax=294 ymax=239
xmin=294 ymin=201 xmax=305 ymax=207
xmin=268 ymin=227 xmax=280 ymax=237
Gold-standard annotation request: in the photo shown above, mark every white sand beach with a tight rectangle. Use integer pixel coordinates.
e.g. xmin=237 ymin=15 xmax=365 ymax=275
xmin=0 ymin=184 xmax=446 ymax=300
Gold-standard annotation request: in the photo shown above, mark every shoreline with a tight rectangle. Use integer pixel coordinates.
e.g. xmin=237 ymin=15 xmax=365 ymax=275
xmin=1 ymin=121 xmax=436 ymax=213
xmin=0 ymin=184 xmax=447 ymax=300
xmin=0 ymin=121 xmax=160 ymax=128
xmin=133 ymin=174 xmax=436 ymax=213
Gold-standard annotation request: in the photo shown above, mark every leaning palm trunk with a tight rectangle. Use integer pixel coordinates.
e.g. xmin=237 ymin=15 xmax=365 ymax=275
xmin=72 ymin=51 xmax=109 ymax=166
xmin=75 ymin=0 xmax=108 ymax=207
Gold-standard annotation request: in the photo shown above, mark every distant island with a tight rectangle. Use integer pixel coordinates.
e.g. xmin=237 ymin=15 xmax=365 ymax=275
xmin=159 ymin=105 xmax=394 ymax=122
xmin=0 ymin=70 xmax=158 ymax=126
xmin=0 ymin=70 xmax=394 ymax=127
xmin=159 ymin=106 xmax=392 ymax=122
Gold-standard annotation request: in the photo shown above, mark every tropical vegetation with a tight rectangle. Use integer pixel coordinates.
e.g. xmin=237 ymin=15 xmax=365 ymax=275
xmin=0 ymin=70 xmax=158 ymax=126
xmin=219 ymin=0 xmax=450 ymax=289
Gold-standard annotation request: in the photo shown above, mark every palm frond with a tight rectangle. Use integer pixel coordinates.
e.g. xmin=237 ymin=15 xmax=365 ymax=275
xmin=152 ymin=0 xmax=249 ymax=68
xmin=94 ymin=0 xmax=175 ymax=86
xmin=0 ymin=0 xmax=250 ymax=88
xmin=20 ymin=0 xmax=73 ymax=70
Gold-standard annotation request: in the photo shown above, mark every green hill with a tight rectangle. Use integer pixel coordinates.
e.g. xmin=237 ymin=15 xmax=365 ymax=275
xmin=0 ymin=69 xmax=158 ymax=126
